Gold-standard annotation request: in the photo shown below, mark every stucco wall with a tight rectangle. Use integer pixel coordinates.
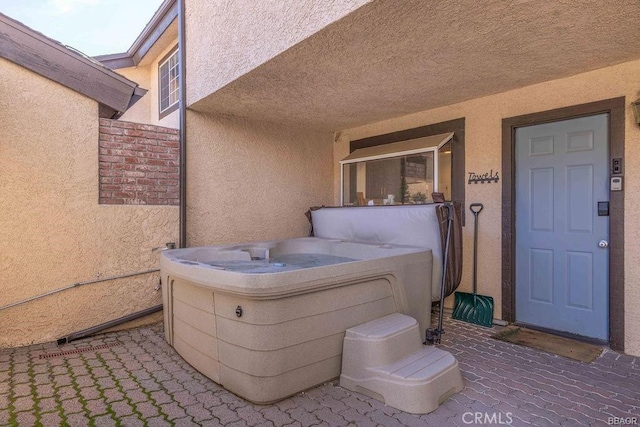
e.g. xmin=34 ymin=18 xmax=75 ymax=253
xmin=0 ymin=58 xmax=178 ymax=347
xmin=185 ymin=0 xmax=371 ymax=107
xmin=117 ymin=40 xmax=179 ymax=129
xmin=186 ymin=111 xmax=334 ymax=247
xmin=335 ymin=58 xmax=640 ymax=356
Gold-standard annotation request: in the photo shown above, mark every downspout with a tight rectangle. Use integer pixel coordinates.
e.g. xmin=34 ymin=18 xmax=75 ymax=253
xmin=57 ymin=304 xmax=163 ymax=345
xmin=178 ymin=0 xmax=188 ymax=248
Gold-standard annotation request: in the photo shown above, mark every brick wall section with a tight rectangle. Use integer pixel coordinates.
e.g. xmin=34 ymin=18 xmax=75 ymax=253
xmin=99 ymin=118 xmax=179 ymax=205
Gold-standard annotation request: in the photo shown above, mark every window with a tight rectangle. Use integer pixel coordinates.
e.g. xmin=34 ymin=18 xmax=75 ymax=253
xmin=159 ymin=47 xmax=179 ymax=117
xmin=341 ymin=133 xmax=453 ymax=206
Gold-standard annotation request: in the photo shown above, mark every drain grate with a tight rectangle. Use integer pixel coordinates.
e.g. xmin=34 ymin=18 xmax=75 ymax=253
xmin=39 ymin=341 xmax=123 ymax=359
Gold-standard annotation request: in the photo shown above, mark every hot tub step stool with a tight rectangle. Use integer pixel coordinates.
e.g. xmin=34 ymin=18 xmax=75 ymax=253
xmin=340 ymin=313 xmax=463 ymax=414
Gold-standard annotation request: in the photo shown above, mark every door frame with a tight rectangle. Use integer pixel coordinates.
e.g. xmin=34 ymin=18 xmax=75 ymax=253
xmin=501 ymin=97 xmax=625 ymax=351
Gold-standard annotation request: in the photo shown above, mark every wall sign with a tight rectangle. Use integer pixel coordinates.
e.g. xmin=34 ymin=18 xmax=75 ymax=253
xmin=468 ymin=170 xmax=500 ymax=184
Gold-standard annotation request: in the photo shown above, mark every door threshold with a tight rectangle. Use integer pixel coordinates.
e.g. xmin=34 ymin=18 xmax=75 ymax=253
xmin=513 ymin=322 xmax=608 ymax=346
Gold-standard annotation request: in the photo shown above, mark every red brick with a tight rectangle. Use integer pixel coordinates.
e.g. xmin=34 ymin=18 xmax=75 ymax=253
xmin=146 ymin=159 xmax=169 ymax=166
xmin=148 ymin=146 xmax=169 ymax=153
xmin=143 ymin=131 xmax=159 ymax=140
xmin=109 ymin=149 xmax=138 ymax=157
xmin=110 ymin=121 xmax=126 ymax=128
xmin=123 ymin=171 xmax=146 ymax=178
xmin=158 ymin=167 xmax=179 ymax=174
xmin=100 ymin=185 xmax=122 ymax=191
xmin=124 ymin=129 xmax=145 ymax=138
xmin=130 ymin=143 xmax=147 ymax=152
xmin=137 ymin=178 xmax=158 ymax=186
xmin=122 ymin=185 xmax=147 ymax=192
xmin=112 ymin=192 xmax=135 ymax=198
xmin=113 ymin=177 xmax=137 ymax=185
xmin=159 ymin=141 xmax=179 ymax=148
xmin=100 ymin=142 xmax=124 ymax=149
xmin=149 ymin=186 xmax=168 ymax=193
xmin=134 ymin=165 xmax=159 ymax=172
xmin=106 ymin=127 xmax=124 ymax=135
xmin=111 ymin=164 xmax=133 ymax=171
xmin=157 ymin=126 xmax=177 ymax=134
xmin=99 ymin=155 xmax=123 ymax=163
xmin=99 ymin=120 xmax=181 ymax=206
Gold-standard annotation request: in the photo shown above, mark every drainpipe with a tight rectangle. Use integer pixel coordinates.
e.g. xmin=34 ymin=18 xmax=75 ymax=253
xmin=178 ymin=0 xmax=188 ymax=248
xmin=57 ymin=304 xmax=163 ymax=345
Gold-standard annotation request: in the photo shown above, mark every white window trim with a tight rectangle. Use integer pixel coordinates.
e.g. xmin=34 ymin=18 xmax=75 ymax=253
xmin=158 ymin=47 xmax=179 ymax=116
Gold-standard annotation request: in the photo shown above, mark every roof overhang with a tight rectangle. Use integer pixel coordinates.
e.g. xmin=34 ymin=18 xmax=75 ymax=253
xmin=95 ymin=0 xmax=177 ymax=69
xmin=189 ymin=0 xmax=640 ymax=132
xmin=0 ymin=12 xmax=146 ymax=118
xmin=341 ymin=132 xmax=453 ymax=164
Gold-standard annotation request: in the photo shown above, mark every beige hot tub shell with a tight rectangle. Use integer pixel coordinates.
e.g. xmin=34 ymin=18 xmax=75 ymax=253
xmin=160 ymin=237 xmax=432 ymax=403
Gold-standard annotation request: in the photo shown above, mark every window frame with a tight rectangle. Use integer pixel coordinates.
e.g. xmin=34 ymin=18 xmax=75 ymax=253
xmin=349 ymin=118 xmax=466 ymax=222
xmin=158 ymin=45 xmax=179 ymax=119
xmin=340 ymin=133 xmax=453 ymax=205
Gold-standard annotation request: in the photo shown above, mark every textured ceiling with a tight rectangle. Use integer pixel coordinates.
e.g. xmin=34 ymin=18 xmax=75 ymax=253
xmin=189 ymin=0 xmax=640 ymax=131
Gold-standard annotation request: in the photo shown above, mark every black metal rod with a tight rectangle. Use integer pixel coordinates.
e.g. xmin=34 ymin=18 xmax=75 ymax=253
xmin=57 ymin=304 xmax=163 ymax=345
xmin=436 ymin=203 xmax=453 ymax=344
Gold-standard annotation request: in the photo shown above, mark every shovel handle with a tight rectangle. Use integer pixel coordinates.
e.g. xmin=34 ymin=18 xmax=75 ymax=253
xmin=470 ymin=203 xmax=483 ymax=215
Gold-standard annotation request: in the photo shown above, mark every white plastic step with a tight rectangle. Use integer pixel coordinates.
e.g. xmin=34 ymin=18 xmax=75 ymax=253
xmin=340 ymin=314 xmax=463 ymax=414
xmin=342 ymin=313 xmax=422 ymax=368
xmin=346 ymin=312 xmax=417 ymax=339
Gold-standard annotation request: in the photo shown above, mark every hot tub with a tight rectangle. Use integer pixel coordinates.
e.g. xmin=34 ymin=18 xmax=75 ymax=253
xmin=161 ymin=237 xmax=432 ymax=403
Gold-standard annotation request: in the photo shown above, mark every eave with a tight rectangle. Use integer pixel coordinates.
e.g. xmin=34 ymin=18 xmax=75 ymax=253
xmin=95 ymin=0 xmax=178 ymax=69
xmin=0 ymin=12 xmax=146 ymax=118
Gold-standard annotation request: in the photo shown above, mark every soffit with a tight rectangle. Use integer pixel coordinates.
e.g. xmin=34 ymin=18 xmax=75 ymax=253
xmin=189 ymin=0 xmax=640 ymax=131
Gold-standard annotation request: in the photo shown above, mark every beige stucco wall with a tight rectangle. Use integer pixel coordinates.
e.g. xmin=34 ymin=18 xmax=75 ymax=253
xmin=185 ymin=0 xmax=371 ymax=107
xmin=117 ymin=40 xmax=179 ymax=129
xmin=335 ymin=58 xmax=640 ymax=356
xmin=186 ymin=111 xmax=334 ymax=247
xmin=0 ymin=58 xmax=178 ymax=347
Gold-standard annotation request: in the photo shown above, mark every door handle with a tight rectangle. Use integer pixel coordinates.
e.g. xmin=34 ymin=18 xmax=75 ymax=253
xmin=598 ymin=240 xmax=609 ymax=248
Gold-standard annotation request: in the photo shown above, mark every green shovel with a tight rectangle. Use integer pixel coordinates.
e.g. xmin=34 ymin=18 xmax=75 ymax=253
xmin=452 ymin=203 xmax=494 ymax=327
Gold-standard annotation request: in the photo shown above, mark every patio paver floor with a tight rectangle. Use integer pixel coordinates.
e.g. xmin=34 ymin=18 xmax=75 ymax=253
xmin=0 ymin=315 xmax=638 ymax=426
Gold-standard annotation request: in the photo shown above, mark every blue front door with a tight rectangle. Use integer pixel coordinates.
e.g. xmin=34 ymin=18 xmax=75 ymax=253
xmin=515 ymin=114 xmax=609 ymax=341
